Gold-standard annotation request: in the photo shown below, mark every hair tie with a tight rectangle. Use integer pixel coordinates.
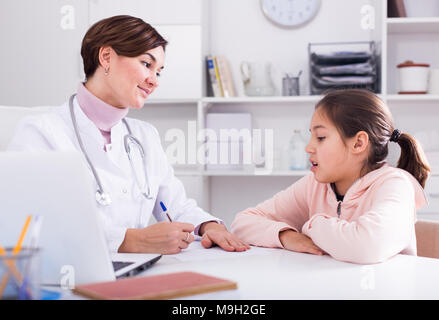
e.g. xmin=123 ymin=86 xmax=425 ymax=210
xmin=390 ymin=129 xmax=401 ymax=143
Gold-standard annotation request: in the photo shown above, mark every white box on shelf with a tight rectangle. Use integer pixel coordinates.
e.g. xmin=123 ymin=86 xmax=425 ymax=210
xmin=205 ymin=113 xmax=252 ymax=137
xmin=205 ymin=113 xmax=252 ymax=171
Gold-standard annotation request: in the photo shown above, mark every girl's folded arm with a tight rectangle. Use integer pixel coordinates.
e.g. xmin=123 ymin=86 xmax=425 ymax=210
xmin=302 ymin=176 xmax=415 ymax=264
xmin=231 ymin=174 xmax=311 ymax=248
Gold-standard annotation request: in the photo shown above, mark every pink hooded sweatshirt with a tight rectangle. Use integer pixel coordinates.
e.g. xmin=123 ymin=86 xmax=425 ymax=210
xmin=231 ymin=164 xmax=427 ymax=264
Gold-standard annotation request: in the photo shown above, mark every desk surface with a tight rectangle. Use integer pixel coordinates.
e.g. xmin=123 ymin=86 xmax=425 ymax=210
xmin=142 ymin=242 xmax=439 ymax=300
xmin=65 ymin=241 xmax=439 ymax=300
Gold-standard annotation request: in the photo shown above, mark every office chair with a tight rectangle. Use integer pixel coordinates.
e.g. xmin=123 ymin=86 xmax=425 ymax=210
xmin=415 ymin=220 xmax=439 ymax=259
xmin=0 ymin=105 xmax=52 ymax=151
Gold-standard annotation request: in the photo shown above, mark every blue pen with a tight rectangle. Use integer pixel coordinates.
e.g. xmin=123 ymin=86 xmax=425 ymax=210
xmin=159 ymin=202 xmax=173 ymax=222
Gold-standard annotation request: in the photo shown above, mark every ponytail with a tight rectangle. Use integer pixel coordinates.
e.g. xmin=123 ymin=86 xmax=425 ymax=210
xmin=394 ymin=132 xmax=431 ymax=188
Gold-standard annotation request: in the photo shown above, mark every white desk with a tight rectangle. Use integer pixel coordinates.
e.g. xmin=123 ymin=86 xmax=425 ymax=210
xmin=137 ymin=242 xmax=439 ymax=300
xmin=63 ymin=241 xmax=439 ymax=300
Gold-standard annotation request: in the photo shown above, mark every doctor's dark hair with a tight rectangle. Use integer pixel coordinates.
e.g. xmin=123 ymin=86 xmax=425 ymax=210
xmin=81 ymin=15 xmax=168 ymax=79
xmin=315 ymin=89 xmax=430 ymax=188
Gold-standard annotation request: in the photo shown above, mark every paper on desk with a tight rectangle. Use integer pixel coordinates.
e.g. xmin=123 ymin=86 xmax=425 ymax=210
xmin=173 ymin=241 xmax=269 ymax=262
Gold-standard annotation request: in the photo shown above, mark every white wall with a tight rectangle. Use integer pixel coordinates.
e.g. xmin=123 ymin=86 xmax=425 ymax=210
xmin=0 ymin=0 xmax=204 ymax=106
xmin=0 ymin=0 xmax=89 ymax=106
xmin=88 ymin=0 xmax=203 ymax=25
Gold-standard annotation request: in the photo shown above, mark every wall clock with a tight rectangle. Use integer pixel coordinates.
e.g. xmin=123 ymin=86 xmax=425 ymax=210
xmin=260 ymin=0 xmax=321 ymax=28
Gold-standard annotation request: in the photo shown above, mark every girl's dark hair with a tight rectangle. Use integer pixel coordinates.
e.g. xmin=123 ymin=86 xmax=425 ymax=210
xmin=315 ymin=89 xmax=430 ymax=188
xmin=81 ymin=15 xmax=168 ymax=79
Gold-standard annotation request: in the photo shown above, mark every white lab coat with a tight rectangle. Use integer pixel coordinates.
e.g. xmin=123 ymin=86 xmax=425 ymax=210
xmin=8 ymin=96 xmax=221 ymax=252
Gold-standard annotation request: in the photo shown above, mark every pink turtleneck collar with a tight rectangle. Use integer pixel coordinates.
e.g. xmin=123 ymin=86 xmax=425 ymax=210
xmin=76 ymin=83 xmax=129 ymax=144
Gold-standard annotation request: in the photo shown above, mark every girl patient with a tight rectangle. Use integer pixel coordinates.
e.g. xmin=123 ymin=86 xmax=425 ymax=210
xmin=231 ymin=89 xmax=430 ymax=264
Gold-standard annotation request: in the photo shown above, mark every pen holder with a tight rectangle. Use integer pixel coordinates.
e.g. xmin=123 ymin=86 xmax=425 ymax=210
xmin=0 ymin=248 xmax=41 ymax=300
xmin=282 ymin=75 xmax=300 ymax=96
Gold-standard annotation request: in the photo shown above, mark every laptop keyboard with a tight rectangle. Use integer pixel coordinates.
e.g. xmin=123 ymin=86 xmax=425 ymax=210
xmin=112 ymin=261 xmax=134 ymax=272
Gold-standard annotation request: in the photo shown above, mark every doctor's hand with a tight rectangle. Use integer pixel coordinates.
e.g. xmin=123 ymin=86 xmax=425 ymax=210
xmin=118 ymin=221 xmax=195 ymax=255
xmin=199 ymin=222 xmax=251 ymax=252
xmin=279 ymin=229 xmax=325 ymax=256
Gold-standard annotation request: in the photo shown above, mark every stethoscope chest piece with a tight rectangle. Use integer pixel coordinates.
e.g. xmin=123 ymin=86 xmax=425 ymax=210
xmin=96 ymin=190 xmax=112 ymax=206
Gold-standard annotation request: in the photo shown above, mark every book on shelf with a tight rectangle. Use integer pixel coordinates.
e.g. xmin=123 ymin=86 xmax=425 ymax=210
xmin=206 ymin=56 xmax=222 ymax=97
xmin=387 ymin=0 xmax=407 ymax=17
xmin=215 ymin=56 xmax=237 ymax=98
xmin=206 ymin=55 xmax=236 ymax=98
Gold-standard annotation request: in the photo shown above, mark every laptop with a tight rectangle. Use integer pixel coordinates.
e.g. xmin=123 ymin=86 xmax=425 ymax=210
xmin=0 ymin=151 xmax=161 ymax=286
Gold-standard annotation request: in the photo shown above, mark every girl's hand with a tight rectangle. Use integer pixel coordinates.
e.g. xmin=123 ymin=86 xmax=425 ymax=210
xmin=279 ymin=229 xmax=325 ymax=255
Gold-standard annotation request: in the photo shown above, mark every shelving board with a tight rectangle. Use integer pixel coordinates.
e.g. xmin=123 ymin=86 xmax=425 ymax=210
xmin=386 ymin=94 xmax=439 ymax=102
xmin=201 ymin=95 xmax=322 ymax=104
xmin=144 ymin=98 xmax=200 ymax=105
xmin=387 ymin=17 xmax=439 ymax=34
xmin=175 ymin=169 xmax=309 ymax=177
xmin=174 ymin=169 xmax=439 ymax=178
xmin=142 ymin=95 xmax=423 ymax=106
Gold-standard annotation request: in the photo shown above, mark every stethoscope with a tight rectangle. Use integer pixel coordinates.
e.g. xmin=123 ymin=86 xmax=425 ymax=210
xmin=69 ymin=94 xmax=153 ymax=206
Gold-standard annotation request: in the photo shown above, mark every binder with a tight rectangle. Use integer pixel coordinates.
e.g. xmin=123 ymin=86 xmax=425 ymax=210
xmin=206 ymin=56 xmax=222 ymax=97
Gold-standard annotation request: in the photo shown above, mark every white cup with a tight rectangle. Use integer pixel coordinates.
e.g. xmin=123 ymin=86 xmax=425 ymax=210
xmin=428 ymin=69 xmax=439 ymax=94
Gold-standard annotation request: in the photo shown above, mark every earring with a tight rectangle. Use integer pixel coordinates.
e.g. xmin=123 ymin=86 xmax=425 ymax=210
xmin=104 ymin=67 xmax=109 ymax=75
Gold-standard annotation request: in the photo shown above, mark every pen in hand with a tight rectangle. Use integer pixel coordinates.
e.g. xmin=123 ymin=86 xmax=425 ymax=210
xmin=159 ymin=201 xmax=173 ymax=222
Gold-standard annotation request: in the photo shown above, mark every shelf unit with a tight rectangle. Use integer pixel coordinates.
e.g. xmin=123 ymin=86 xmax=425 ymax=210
xmin=384 ymin=6 xmax=439 ymax=222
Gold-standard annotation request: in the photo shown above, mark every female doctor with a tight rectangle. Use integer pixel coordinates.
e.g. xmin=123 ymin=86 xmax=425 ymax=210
xmin=8 ymin=15 xmax=250 ymax=254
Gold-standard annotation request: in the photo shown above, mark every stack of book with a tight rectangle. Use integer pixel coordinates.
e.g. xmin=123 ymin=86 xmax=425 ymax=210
xmin=206 ymin=56 xmax=237 ymax=98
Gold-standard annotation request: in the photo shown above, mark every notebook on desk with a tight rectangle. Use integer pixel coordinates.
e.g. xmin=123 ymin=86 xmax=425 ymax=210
xmin=0 ymin=151 xmax=161 ymax=285
xmin=73 ymin=271 xmax=238 ymax=300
